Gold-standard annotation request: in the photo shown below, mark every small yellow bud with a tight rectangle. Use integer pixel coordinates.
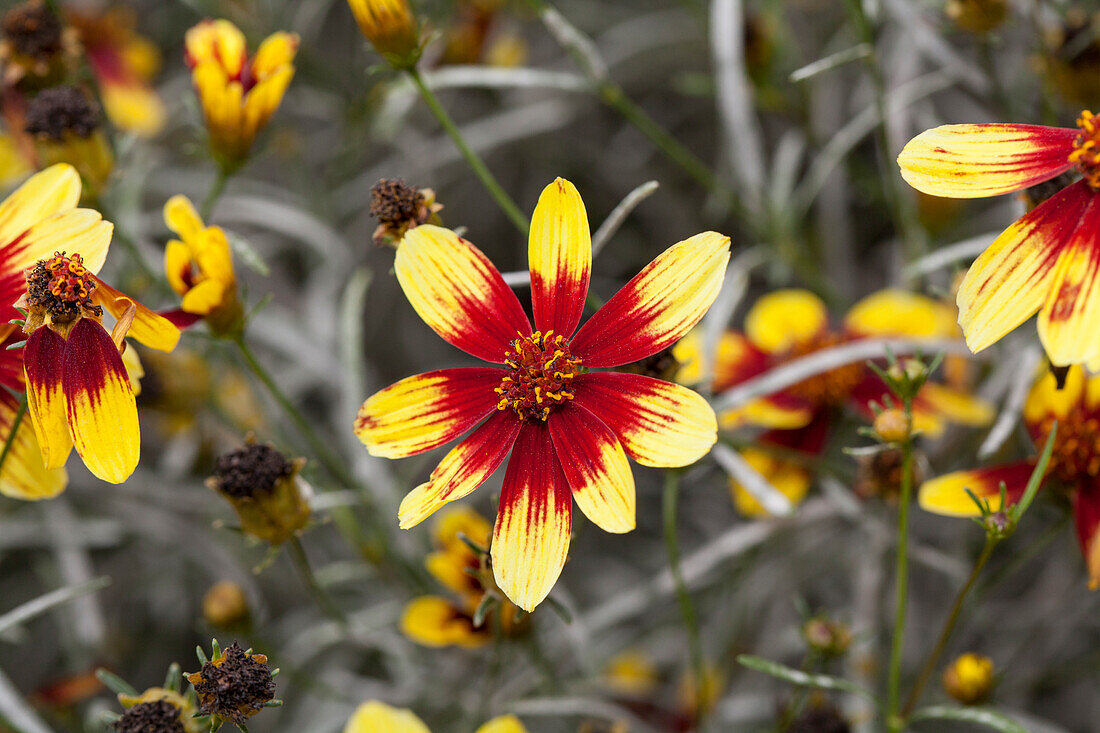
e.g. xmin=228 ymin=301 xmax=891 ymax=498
xmin=347 ymin=0 xmax=420 ymax=67
xmin=203 ymin=581 xmax=250 ymax=629
xmin=873 ymin=409 xmax=910 ymax=443
xmin=943 ymin=653 xmax=995 ymax=705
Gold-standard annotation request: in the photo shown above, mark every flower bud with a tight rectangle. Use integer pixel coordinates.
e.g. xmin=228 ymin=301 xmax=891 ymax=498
xmin=207 ymin=441 xmax=310 ymax=545
xmin=347 ymin=0 xmax=420 ymax=67
xmin=802 ymin=616 xmax=852 ymax=658
xmin=203 ymin=581 xmax=250 ymax=629
xmin=873 ymin=409 xmax=909 ymax=443
xmin=943 ymin=653 xmax=994 ymax=705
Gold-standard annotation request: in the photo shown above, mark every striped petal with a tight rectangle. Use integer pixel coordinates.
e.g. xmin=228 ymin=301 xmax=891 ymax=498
xmin=397 ymin=410 xmax=521 ymax=528
xmin=23 ymin=327 xmax=72 ymax=470
xmin=712 ymin=331 xmax=772 ymax=391
xmin=395 ymin=226 xmax=531 ymax=362
xmin=572 ymin=372 xmax=716 ymax=467
xmin=549 ymin=403 xmax=635 ymax=533
xmin=0 ymin=390 xmax=67 ymax=500
xmin=3 ymin=208 xmax=111 ymax=277
xmin=958 ymin=180 xmax=1094 ymax=354
xmin=529 ymin=178 xmax=591 ymax=336
xmin=1037 ymin=195 xmax=1100 ymax=366
xmin=897 ymin=124 xmax=1078 ymax=198
xmin=719 ymin=394 xmax=816 ymax=431
xmin=744 ymin=289 xmax=828 ymax=354
xmin=0 ymin=164 xmax=81 ymax=251
xmin=91 ymin=276 xmax=181 ymax=353
xmin=355 ymin=368 xmax=502 ymax=458
xmin=62 ymin=319 xmax=139 ymax=484
xmin=918 ymin=462 xmax=1034 ymax=516
xmin=1074 ymin=489 xmax=1100 ymax=590
xmin=400 ymin=596 xmax=488 ymax=648
xmin=491 ymin=422 xmax=572 ymax=611
xmin=570 ymin=232 xmax=730 ymax=367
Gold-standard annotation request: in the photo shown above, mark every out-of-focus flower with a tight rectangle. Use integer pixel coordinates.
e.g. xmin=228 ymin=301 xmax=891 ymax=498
xmin=116 ymin=686 xmax=201 ymax=733
xmin=344 ymin=701 xmax=527 ymax=733
xmin=355 ymin=178 xmax=728 ymax=610
xmin=67 ymin=6 xmax=167 ymax=137
xmin=946 ymin=0 xmax=1008 ymax=34
xmin=184 ymin=19 xmax=298 ymax=168
xmin=401 ymin=505 xmax=521 ymax=647
xmin=207 ymin=440 xmax=310 ymax=545
xmin=802 ymin=616 xmax=852 ymax=658
xmin=203 ymin=580 xmax=250 ymax=629
xmin=1039 ymin=8 xmax=1100 ymax=107
xmin=729 ymin=429 xmax=819 ymax=518
xmin=347 ymin=0 xmax=421 ymax=68
xmin=921 ymin=365 xmax=1100 ymax=588
xmin=0 ymin=1 xmax=78 ymax=88
xmin=369 ymin=178 xmax=441 ymax=248
xmin=942 ymin=653 xmax=995 ymax=705
xmin=602 ymin=650 xmax=659 ymax=697
xmin=162 ymin=195 xmax=241 ymax=335
xmin=676 ymin=662 xmax=724 ymax=723
xmin=439 ymin=0 xmax=526 ymax=68
xmin=24 ymin=85 xmax=113 ymax=199
xmin=855 ymin=445 xmax=924 ymax=502
xmin=2 ymin=165 xmax=177 ymax=484
xmin=31 ymin=668 xmax=101 ymax=708
xmin=0 ymin=131 xmax=32 ymax=187
xmin=186 ymin=641 xmax=276 ymax=728
xmin=898 ymin=111 xmax=1100 ymax=367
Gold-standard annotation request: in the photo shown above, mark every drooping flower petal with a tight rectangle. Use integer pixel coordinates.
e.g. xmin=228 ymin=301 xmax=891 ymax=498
xmin=570 ymin=232 xmax=730 ymax=367
xmin=1074 ymin=488 xmax=1100 ymax=590
xmin=491 ymin=422 xmax=572 ymax=611
xmin=918 ymin=462 xmax=1035 ymax=516
xmin=344 ymin=701 xmax=431 ymax=733
xmin=1037 ymin=196 xmax=1100 ymax=366
xmin=529 ymin=178 xmax=591 ymax=336
xmin=62 ymin=319 xmax=140 ymax=484
xmin=23 ymin=327 xmax=72 ymax=470
xmin=549 ymin=403 xmax=635 ymax=533
xmin=395 ymin=225 xmax=532 ymax=362
xmin=400 ymin=596 xmax=488 ymax=648
xmin=397 ymin=410 xmax=521 ymax=528
xmin=355 ymin=368 xmax=502 ymax=458
xmin=897 ymin=123 xmax=1078 ymax=198
xmin=572 ymin=372 xmax=716 ymax=467
xmin=0 ymin=164 xmax=81 ymax=249
xmin=91 ymin=275 xmax=181 ymax=352
xmin=957 ymin=180 xmax=1094 ymax=355
xmin=0 ymin=390 xmax=67 ymax=500
xmin=744 ymin=289 xmax=828 ymax=354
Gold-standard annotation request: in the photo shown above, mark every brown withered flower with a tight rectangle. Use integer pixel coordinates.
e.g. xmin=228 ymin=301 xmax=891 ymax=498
xmin=207 ymin=440 xmax=311 ymax=545
xmin=369 ymin=178 xmax=442 ymax=247
xmin=114 ymin=699 xmax=185 ymax=733
xmin=186 ymin=641 xmax=277 ymax=727
xmin=0 ymin=1 xmax=78 ymax=87
xmin=24 ymin=85 xmax=113 ymax=198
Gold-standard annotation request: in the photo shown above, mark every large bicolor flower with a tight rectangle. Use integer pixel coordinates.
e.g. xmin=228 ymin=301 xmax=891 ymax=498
xmin=920 ymin=365 xmax=1100 ymax=588
xmin=897 ymin=111 xmax=1100 ymax=366
xmin=184 ymin=19 xmax=298 ymax=166
xmin=356 ymin=178 xmax=729 ymax=610
xmin=6 ymin=165 xmax=180 ymax=484
xmin=693 ymin=289 xmax=992 ymax=516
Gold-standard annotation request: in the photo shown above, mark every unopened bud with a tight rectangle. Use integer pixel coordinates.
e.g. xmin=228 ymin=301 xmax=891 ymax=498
xmin=943 ymin=653 xmax=994 ymax=705
xmin=802 ymin=617 xmax=852 ymax=657
xmin=873 ymin=409 xmax=909 ymax=443
xmin=203 ymin=581 xmax=250 ymax=629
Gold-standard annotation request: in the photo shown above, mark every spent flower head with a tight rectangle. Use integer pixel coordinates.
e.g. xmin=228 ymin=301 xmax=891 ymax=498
xmin=207 ymin=439 xmax=311 ymax=545
xmin=186 ymin=640 xmax=278 ymax=729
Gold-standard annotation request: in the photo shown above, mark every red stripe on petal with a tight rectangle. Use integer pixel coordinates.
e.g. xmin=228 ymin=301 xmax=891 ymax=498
xmin=23 ymin=327 xmax=72 ymax=469
xmin=529 ymin=178 xmax=591 ymax=337
xmin=1038 ymin=195 xmax=1100 ymax=365
xmin=918 ymin=462 xmax=1035 ymax=516
xmin=1074 ymin=487 xmax=1100 ymax=589
xmin=491 ymin=422 xmax=573 ymax=611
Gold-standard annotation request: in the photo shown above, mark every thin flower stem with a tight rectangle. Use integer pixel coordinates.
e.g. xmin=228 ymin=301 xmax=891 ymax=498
xmin=901 ymin=536 xmax=997 ymax=717
xmin=406 ymin=68 xmax=530 ymax=235
xmin=287 ymin=535 xmax=347 ymax=625
xmin=886 ymin=421 xmax=914 ymax=732
xmin=200 ymin=168 xmax=231 ymax=221
xmin=0 ymin=395 xmax=26 ymax=477
xmin=663 ymin=470 xmax=707 ymax=728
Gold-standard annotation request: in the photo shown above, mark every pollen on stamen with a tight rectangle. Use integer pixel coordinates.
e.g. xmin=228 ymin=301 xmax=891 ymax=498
xmin=1070 ymin=110 xmax=1100 ymax=191
xmin=24 ymin=251 xmax=102 ymax=324
xmin=495 ymin=330 xmax=581 ymax=421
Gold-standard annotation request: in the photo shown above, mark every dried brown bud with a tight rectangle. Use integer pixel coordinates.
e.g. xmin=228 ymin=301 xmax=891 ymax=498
xmin=187 ymin=642 xmax=275 ymax=725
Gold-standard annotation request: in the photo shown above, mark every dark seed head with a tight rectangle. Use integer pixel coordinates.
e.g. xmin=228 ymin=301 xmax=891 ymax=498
xmin=114 ymin=699 xmax=185 ymax=733
xmin=370 ymin=178 xmax=425 ymax=228
xmin=189 ymin=642 xmax=275 ymax=724
xmin=213 ymin=443 xmax=292 ymax=499
xmin=2 ymin=2 xmax=62 ymax=59
xmin=25 ymin=85 xmax=101 ymax=140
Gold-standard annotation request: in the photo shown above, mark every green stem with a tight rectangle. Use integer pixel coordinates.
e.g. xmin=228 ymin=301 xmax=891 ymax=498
xmin=287 ymin=536 xmax=347 ymax=624
xmin=663 ymin=471 xmax=707 ymax=729
xmin=406 ymin=68 xmax=530 ymax=235
xmin=200 ymin=168 xmax=230 ymax=221
xmin=900 ymin=536 xmax=997 ymax=717
xmin=0 ymin=395 xmax=26 ymax=476
xmin=886 ymin=426 xmax=914 ymax=732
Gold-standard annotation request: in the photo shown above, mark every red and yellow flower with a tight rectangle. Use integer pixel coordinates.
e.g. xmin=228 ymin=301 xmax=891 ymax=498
xmin=400 ymin=505 xmax=520 ymax=647
xmin=184 ymin=19 xmax=298 ymax=166
xmin=6 ymin=165 xmax=180 ymax=484
xmin=897 ymin=111 xmax=1100 ymax=367
xmin=356 ymin=178 xmax=729 ymax=610
xmin=695 ymin=288 xmax=992 ymax=515
xmin=920 ymin=365 xmax=1100 ymax=589
xmin=162 ymin=194 xmax=241 ymax=335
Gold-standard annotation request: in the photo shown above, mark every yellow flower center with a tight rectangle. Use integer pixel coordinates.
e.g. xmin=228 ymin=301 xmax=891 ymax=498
xmin=785 ymin=332 xmax=864 ymax=407
xmin=1070 ymin=110 xmax=1100 ymax=190
xmin=25 ymin=251 xmax=100 ymax=323
xmin=495 ymin=330 xmax=581 ymax=421
xmin=1033 ymin=408 xmax=1100 ymax=483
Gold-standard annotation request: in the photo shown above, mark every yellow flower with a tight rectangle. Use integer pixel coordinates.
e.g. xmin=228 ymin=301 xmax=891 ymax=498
xmin=730 ymin=447 xmax=811 ymax=518
xmin=346 ymin=0 xmax=420 ymax=67
xmin=184 ymin=19 xmax=298 ymax=167
xmin=943 ymin=653 xmax=995 ymax=705
xmin=163 ymin=195 xmax=241 ymax=335
xmin=602 ymin=650 xmax=659 ymax=697
xmin=945 ymin=0 xmax=1008 ymax=34
xmin=344 ymin=701 xmax=526 ymax=733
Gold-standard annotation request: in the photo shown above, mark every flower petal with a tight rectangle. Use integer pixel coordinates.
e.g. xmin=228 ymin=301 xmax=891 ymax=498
xmin=711 ymin=331 xmax=772 ymax=391
xmin=718 ymin=394 xmax=816 ymax=431
xmin=0 ymin=164 xmax=81 ymax=250
xmin=897 ymin=123 xmax=1078 ymax=198
xmin=844 ymin=288 xmax=958 ymax=338
xmin=91 ymin=275 xmax=181 ymax=352
xmin=400 ymin=596 xmax=487 ymax=648
xmin=529 ymin=178 xmax=591 ymax=336
xmin=729 ymin=448 xmax=810 ymax=518
xmin=549 ymin=403 xmax=635 ymax=534
xmin=344 ymin=701 xmax=431 ymax=733
xmin=395 ymin=225 xmax=531 ymax=362
xmin=918 ymin=462 xmax=1035 ymax=516
xmin=910 ymin=383 xmax=995 ymax=436
xmin=570 ymin=232 xmax=730 ymax=367
xmin=958 ymin=180 xmax=1094 ymax=354
xmin=1037 ymin=195 xmax=1100 ymax=366
xmin=475 ymin=716 xmax=528 ymax=733
xmin=355 ymin=368 xmax=502 ymax=458
xmin=1074 ymin=489 xmax=1100 ymax=590
xmin=744 ymin=289 xmax=828 ymax=353
xmin=23 ymin=327 xmax=72 ymax=470
xmin=0 ymin=390 xmax=67 ymax=500
xmin=491 ymin=422 xmax=572 ymax=611
xmin=62 ymin=319 xmax=139 ymax=483
xmin=572 ymin=372 xmax=716 ymax=467
xmin=397 ymin=409 xmax=521 ymax=528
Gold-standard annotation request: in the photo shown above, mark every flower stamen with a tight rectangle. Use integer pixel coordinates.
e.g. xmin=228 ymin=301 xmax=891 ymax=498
xmin=495 ymin=330 xmax=581 ymax=421
xmin=24 ymin=251 xmax=101 ymax=324
xmin=1070 ymin=110 xmax=1100 ymax=190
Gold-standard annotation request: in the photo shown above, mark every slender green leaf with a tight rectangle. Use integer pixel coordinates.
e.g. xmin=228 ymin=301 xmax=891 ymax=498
xmin=0 ymin=577 xmax=110 ymax=636
xmin=736 ymin=654 xmax=876 ymax=701
xmin=1010 ymin=422 xmax=1057 ymax=523
xmin=909 ymin=705 xmax=1030 ymax=733
xmin=225 ymin=231 xmax=270 ymax=276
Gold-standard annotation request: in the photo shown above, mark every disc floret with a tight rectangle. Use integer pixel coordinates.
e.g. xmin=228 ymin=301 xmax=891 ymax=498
xmin=23 ymin=251 xmax=101 ymax=328
xmin=1071 ymin=110 xmax=1100 ymax=190
xmin=495 ymin=330 xmax=581 ymax=421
